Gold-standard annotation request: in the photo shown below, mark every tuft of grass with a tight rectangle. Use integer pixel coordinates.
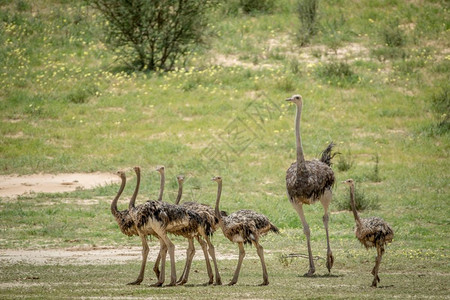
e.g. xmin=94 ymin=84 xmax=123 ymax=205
xmin=335 ymin=184 xmax=380 ymax=211
xmin=315 ymin=60 xmax=359 ymax=86
xmin=430 ymin=85 xmax=450 ymax=133
xmin=296 ymin=0 xmax=319 ymax=46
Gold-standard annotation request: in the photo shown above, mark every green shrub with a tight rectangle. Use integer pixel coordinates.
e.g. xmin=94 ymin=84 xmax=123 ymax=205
xmin=335 ymin=185 xmax=380 ymax=211
xmin=90 ymin=0 xmax=215 ymax=71
xmin=296 ymin=0 xmax=319 ymax=46
xmin=430 ymin=86 xmax=450 ymax=132
xmin=240 ymin=0 xmax=274 ymax=14
xmin=337 ymin=150 xmax=354 ymax=172
xmin=316 ymin=61 xmax=359 ymax=86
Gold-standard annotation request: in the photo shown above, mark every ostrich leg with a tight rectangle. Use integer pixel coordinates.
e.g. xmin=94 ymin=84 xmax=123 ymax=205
xmin=372 ymin=246 xmax=384 ymax=287
xmin=228 ymin=242 xmax=245 ymax=286
xmin=253 ymin=240 xmax=269 ymax=286
xmin=177 ymin=238 xmax=196 ymax=285
xmin=194 ymin=236 xmax=214 ymax=285
xmin=205 ymin=236 xmax=222 ymax=285
xmin=291 ymin=201 xmax=315 ymax=276
xmin=153 ymin=252 xmax=161 ymax=280
xmin=320 ymin=190 xmax=334 ymax=272
xmin=128 ymin=233 xmax=149 ymax=285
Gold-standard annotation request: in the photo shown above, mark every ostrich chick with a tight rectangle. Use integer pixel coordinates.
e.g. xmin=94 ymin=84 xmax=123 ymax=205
xmin=212 ymin=176 xmax=279 ymax=286
xmin=342 ymin=179 xmax=394 ymax=287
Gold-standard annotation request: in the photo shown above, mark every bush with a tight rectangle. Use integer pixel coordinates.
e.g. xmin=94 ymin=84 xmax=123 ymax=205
xmin=335 ymin=185 xmax=380 ymax=212
xmin=239 ymin=0 xmax=274 ymax=14
xmin=430 ymin=86 xmax=450 ymax=132
xmin=90 ymin=0 xmax=215 ymax=71
xmin=297 ymin=0 xmax=319 ymax=46
xmin=316 ymin=61 xmax=359 ymax=86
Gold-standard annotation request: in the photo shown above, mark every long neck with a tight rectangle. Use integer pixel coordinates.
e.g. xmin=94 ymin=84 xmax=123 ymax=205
xmin=175 ymin=181 xmax=183 ymax=205
xmin=157 ymin=171 xmax=165 ymax=202
xmin=295 ymin=103 xmax=306 ymax=170
xmin=128 ymin=171 xmax=140 ymax=210
xmin=349 ymin=185 xmax=361 ymax=225
xmin=214 ymin=181 xmax=223 ymax=223
xmin=111 ymin=175 xmax=126 ymax=218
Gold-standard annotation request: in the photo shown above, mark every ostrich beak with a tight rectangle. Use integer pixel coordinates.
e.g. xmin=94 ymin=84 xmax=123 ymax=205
xmin=285 ymin=97 xmax=293 ymax=102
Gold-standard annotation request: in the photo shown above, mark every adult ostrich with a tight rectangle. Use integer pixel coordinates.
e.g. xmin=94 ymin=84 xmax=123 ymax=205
xmin=285 ymin=94 xmax=336 ymax=276
xmin=342 ymin=179 xmax=394 ymax=287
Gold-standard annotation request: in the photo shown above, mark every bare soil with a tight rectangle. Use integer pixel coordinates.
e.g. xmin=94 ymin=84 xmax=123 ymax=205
xmin=0 ymin=246 xmax=239 ymax=266
xmin=0 ymin=173 xmax=120 ymax=198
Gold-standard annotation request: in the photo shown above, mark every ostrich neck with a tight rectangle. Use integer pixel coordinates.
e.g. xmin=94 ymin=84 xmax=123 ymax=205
xmin=128 ymin=172 xmax=140 ymax=210
xmin=295 ymin=103 xmax=306 ymax=170
xmin=214 ymin=182 xmax=223 ymax=224
xmin=349 ymin=185 xmax=361 ymax=225
xmin=111 ymin=176 xmax=126 ymax=217
xmin=157 ymin=172 xmax=165 ymax=202
xmin=175 ymin=182 xmax=183 ymax=205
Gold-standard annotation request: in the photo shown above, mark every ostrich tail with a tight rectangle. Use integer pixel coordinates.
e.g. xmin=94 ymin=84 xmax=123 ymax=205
xmin=270 ymin=223 xmax=280 ymax=234
xmin=320 ymin=142 xmax=337 ymax=167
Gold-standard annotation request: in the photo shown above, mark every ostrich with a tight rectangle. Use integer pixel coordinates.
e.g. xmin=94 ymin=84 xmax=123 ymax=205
xmin=285 ymin=94 xmax=336 ymax=276
xmin=342 ymin=179 xmax=394 ymax=287
xmin=212 ymin=176 xmax=279 ymax=286
xmin=174 ymin=175 xmax=222 ymax=285
xmin=128 ymin=168 xmax=213 ymax=287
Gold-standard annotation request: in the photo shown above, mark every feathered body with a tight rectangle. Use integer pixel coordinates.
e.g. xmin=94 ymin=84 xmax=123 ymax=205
xmin=355 ymin=217 xmax=394 ymax=249
xmin=132 ymin=200 xmax=208 ymax=237
xmin=286 ymin=158 xmax=335 ymax=204
xmin=222 ymin=209 xmax=279 ymax=245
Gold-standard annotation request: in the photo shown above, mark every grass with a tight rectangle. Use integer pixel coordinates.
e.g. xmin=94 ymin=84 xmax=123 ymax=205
xmin=0 ymin=0 xmax=449 ymax=298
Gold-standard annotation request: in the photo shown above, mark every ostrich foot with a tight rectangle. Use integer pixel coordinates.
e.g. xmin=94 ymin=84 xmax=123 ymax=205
xmin=150 ymin=282 xmax=163 ymax=287
xmin=165 ymin=281 xmax=176 ymax=287
xmin=227 ymin=281 xmax=237 ymax=286
xmin=326 ymin=252 xmax=334 ymax=273
xmin=176 ymin=279 xmax=187 ymax=286
xmin=214 ymin=278 xmax=222 ymax=286
xmin=259 ymin=281 xmax=269 ymax=286
xmin=127 ymin=278 xmax=142 ymax=285
xmin=304 ymin=268 xmax=315 ymax=277
xmin=371 ymin=280 xmax=378 ymax=288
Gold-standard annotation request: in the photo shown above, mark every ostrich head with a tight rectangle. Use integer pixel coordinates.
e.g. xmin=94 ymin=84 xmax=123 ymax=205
xmin=177 ymin=175 xmax=185 ymax=184
xmin=285 ymin=94 xmax=302 ymax=104
xmin=133 ymin=166 xmax=140 ymax=175
xmin=212 ymin=176 xmax=222 ymax=183
xmin=341 ymin=178 xmax=354 ymax=187
xmin=117 ymin=170 xmax=126 ymax=179
xmin=155 ymin=166 xmax=165 ymax=174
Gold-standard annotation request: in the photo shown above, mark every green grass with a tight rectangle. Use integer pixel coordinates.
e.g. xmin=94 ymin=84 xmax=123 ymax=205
xmin=0 ymin=0 xmax=449 ymax=298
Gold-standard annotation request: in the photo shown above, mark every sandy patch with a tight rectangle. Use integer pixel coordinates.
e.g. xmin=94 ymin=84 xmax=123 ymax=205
xmin=0 ymin=173 xmax=120 ymax=198
xmin=0 ymin=246 xmax=238 ymax=266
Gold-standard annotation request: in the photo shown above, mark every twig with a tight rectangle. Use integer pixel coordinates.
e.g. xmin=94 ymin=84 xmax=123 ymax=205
xmin=281 ymin=253 xmax=323 ymax=261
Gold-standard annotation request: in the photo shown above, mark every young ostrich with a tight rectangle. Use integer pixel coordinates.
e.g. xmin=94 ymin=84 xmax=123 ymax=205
xmin=342 ymin=179 xmax=394 ymax=287
xmin=212 ymin=176 xmax=279 ymax=286
xmin=152 ymin=174 xmax=221 ymax=285
xmin=285 ymin=94 xmax=336 ymax=276
xmin=112 ymin=168 xmax=160 ymax=285
xmin=128 ymin=167 xmax=213 ymax=287
xmin=174 ymin=175 xmax=222 ymax=285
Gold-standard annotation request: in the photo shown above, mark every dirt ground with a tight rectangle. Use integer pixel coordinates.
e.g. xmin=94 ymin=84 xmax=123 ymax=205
xmin=0 ymin=246 xmax=239 ymax=266
xmin=0 ymin=173 xmax=120 ymax=198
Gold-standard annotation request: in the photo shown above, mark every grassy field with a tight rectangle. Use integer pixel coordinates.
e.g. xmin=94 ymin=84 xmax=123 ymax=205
xmin=0 ymin=0 xmax=449 ymax=298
